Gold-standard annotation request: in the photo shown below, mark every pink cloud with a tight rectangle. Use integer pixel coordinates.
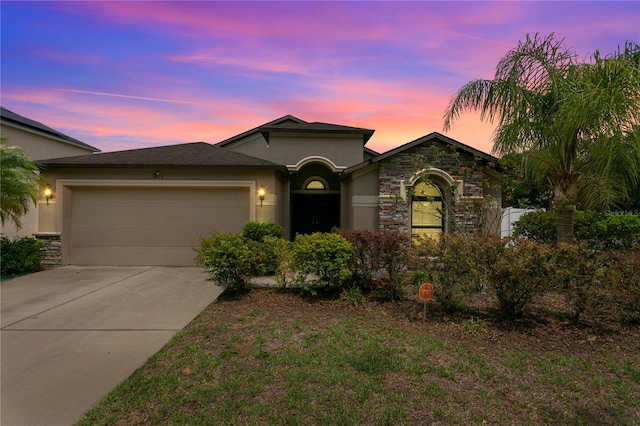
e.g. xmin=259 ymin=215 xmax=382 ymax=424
xmin=7 ymin=1 xmax=633 ymax=159
xmin=24 ymin=47 xmax=102 ymax=66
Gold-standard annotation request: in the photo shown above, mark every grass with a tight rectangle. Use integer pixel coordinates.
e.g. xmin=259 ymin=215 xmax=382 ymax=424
xmin=78 ymin=289 xmax=640 ymax=425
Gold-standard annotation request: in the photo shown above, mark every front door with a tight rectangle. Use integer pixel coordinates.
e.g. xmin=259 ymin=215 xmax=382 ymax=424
xmin=291 ymin=194 xmax=340 ymax=237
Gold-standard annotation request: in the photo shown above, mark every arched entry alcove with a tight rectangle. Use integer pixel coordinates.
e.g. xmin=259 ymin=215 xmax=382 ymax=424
xmin=290 ymin=163 xmax=340 ymax=236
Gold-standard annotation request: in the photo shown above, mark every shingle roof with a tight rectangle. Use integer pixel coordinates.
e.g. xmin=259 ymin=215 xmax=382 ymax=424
xmin=260 ymin=121 xmax=375 ymax=144
xmin=364 ymin=146 xmax=380 ymax=156
xmin=1 ymin=106 xmax=100 ymax=152
xmin=41 ymin=142 xmax=286 ymax=169
xmin=216 ymin=114 xmax=375 ymax=146
xmin=216 ymin=115 xmax=306 ymax=147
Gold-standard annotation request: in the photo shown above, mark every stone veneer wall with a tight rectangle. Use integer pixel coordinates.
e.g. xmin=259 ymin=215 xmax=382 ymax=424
xmin=378 ymin=143 xmax=494 ymax=236
xmin=34 ymin=233 xmax=62 ymax=267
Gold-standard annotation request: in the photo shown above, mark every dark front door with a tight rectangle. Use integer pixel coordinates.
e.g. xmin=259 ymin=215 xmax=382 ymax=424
xmin=291 ymin=194 xmax=340 ymax=237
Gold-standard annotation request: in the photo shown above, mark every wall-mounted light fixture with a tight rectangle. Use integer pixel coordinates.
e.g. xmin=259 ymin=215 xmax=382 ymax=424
xmin=153 ymin=171 xmax=163 ymax=180
xmin=258 ymin=186 xmax=266 ymax=207
xmin=44 ymin=185 xmax=53 ymax=205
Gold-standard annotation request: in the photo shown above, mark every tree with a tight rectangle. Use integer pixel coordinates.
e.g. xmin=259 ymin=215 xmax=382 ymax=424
xmin=0 ymin=139 xmax=42 ymax=229
xmin=499 ymin=152 xmax=552 ymax=209
xmin=444 ymin=33 xmax=640 ymax=242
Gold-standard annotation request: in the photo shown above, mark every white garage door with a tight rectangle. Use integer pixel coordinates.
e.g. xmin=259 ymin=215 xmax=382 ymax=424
xmin=68 ymin=186 xmax=250 ymax=266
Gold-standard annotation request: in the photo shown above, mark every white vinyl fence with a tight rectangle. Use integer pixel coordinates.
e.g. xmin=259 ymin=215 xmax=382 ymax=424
xmin=501 ymin=207 xmax=539 ymax=238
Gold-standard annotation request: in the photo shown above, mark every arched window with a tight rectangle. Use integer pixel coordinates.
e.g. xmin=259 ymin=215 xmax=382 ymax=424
xmin=411 ymin=181 xmax=444 ymax=239
xmin=306 ymin=180 xmax=325 ymax=190
xmin=302 ymin=176 xmax=329 ymax=191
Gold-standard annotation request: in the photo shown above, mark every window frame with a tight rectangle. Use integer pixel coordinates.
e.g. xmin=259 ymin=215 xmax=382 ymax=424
xmin=411 ymin=180 xmax=445 ymax=238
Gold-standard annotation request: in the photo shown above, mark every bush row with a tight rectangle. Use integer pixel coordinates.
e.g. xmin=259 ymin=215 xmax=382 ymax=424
xmin=196 ymin=222 xmax=639 ymax=324
xmin=414 ymin=234 xmax=640 ymax=323
xmin=0 ymin=236 xmax=44 ymax=277
xmin=513 ymin=210 xmax=640 ymax=250
xmin=195 ymin=222 xmax=410 ymax=299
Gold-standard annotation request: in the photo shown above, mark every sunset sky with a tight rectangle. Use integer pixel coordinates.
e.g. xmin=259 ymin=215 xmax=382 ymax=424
xmin=2 ymin=1 xmax=638 ymax=155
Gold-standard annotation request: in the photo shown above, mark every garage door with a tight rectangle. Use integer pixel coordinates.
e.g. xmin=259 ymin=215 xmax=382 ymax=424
xmin=68 ymin=186 xmax=250 ymax=266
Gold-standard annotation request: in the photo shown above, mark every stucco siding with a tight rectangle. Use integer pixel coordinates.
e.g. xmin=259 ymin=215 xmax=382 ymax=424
xmin=344 ymin=164 xmax=380 ymax=230
xmin=0 ymin=125 xmax=97 ymax=238
xmin=227 ymin=132 xmax=364 ymax=169
xmin=0 ymin=125 xmax=95 ymax=160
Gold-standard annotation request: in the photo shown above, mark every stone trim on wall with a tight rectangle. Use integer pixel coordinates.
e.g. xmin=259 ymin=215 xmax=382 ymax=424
xmin=34 ymin=232 xmax=62 ymax=267
xmin=378 ymin=143 xmax=499 ymax=236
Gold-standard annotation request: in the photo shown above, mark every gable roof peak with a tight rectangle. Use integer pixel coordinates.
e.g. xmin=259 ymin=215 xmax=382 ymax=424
xmin=260 ymin=120 xmax=375 ymax=144
xmin=216 ymin=114 xmax=307 ymax=147
xmin=343 ymin=131 xmax=500 ymax=176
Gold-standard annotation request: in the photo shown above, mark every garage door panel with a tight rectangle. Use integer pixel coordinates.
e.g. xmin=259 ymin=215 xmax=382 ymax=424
xmin=72 ymin=205 xmax=248 ymax=229
xmin=71 ymin=227 xmax=209 ymax=246
xmin=68 ymin=186 xmax=251 ymax=266
xmin=70 ymin=246 xmax=201 ymax=267
xmin=72 ymin=187 xmax=247 ymax=207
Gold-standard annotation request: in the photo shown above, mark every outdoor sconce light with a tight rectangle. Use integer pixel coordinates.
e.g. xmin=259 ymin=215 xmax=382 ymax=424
xmin=44 ymin=185 xmax=53 ymax=205
xmin=258 ymin=187 xmax=266 ymax=207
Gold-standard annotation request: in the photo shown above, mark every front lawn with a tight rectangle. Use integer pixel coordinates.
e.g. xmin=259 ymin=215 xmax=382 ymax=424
xmin=79 ymin=289 xmax=639 ymax=425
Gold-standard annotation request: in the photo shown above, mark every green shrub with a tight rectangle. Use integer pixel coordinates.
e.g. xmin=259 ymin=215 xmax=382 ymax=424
xmin=262 ymin=236 xmax=292 ymax=286
xmin=335 ymin=229 xmax=379 ymax=288
xmin=512 ymin=211 xmax=557 ymax=244
xmin=291 ymin=232 xmax=354 ymax=291
xmin=241 ymin=221 xmax=283 ymax=242
xmin=247 ymin=235 xmax=288 ymax=277
xmin=0 ymin=236 xmax=44 ymax=277
xmin=486 ymin=238 xmax=553 ymax=318
xmin=513 ymin=210 xmax=640 ymax=250
xmin=336 ymin=229 xmax=410 ymax=300
xmin=551 ymin=243 xmax=602 ymax=322
xmin=413 ymin=234 xmax=486 ymax=313
xmin=575 ymin=212 xmax=640 ymax=251
xmin=195 ymin=233 xmax=257 ymax=293
xmin=376 ymin=230 xmax=410 ymax=300
xmin=603 ymin=249 xmax=640 ymax=324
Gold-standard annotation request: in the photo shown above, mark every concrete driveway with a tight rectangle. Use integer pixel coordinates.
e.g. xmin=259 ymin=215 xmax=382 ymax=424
xmin=1 ymin=266 xmax=223 ymax=426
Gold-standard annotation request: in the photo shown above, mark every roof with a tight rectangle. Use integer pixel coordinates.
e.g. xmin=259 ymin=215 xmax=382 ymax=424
xmin=41 ymin=142 xmax=287 ymax=169
xmin=260 ymin=121 xmax=375 ymax=144
xmin=1 ymin=106 xmax=100 ymax=152
xmin=216 ymin=114 xmax=375 ymax=147
xmin=364 ymin=146 xmax=380 ymax=157
xmin=343 ymin=132 xmax=501 ymax=175
xmin=216 ymin=115 xmax=306 ymax=147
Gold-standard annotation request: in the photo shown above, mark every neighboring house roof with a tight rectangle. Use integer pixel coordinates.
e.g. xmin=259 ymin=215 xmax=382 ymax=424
xmin=41 ymin=142 xmax=287 ymax=170
xmin=343 ymin=132 xmax=501 ymax=176
xmin=1 ymin=106 xmax=100 ymax=152
xmin=216 ymin=114 xmax=375 ymax=146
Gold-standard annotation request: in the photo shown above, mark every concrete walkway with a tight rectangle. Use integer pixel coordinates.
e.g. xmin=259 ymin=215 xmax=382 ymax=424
xmin=1 ymin=266 xmax=223 ymax=426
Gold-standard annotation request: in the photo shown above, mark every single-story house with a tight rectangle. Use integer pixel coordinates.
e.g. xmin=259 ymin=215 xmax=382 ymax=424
xmin=0 ymin=106 xmax=100 ymax=239
xmin=39 ymin=115 xmax=502 ymax=266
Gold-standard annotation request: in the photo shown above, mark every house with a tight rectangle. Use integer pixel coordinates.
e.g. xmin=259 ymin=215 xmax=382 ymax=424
xmin=0 ymin=107 xmax=100 ymax=239
xmin=39 ymin=115 xmax=502 ymax=266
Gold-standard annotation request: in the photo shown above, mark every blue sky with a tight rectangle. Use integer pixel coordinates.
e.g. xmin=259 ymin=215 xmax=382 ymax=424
xmin=2 ymin=1 xmax=638 ymax=154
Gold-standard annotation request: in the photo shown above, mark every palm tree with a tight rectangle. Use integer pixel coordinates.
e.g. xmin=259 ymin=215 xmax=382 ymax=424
xmin=443 ymin=33 xmax=640 ymax=242
xmin=0 ymin=139 xmax=41 ymax=229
